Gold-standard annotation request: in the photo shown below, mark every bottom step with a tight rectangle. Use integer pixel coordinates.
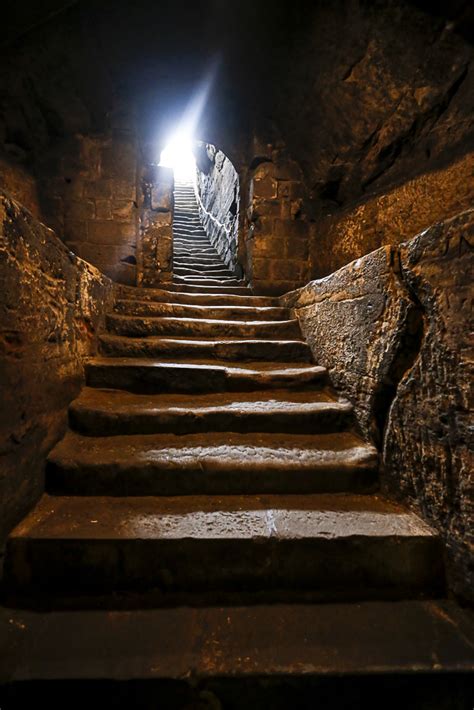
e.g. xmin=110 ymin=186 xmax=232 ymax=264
xmin=1 ymin=602 xmax=473 ymax=709
xmin=5 ymin=494 xmax=443 ymax=606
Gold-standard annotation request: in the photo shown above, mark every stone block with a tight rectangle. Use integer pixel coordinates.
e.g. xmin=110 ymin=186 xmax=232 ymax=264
xmin=112 ymin=200 xmax=135 ymax=221
xmin=270 ymin=259 xmax=307 ymax=281
xmin=252 ymin=175 xmax=278 ymax=200
xmin=285 ymin=237 xmax=309 ymax=260
xmin=251 ymin=235 xmax=283 ymax=258
xmin=274 ymin=219 xmax=309 ymax=238
xmin=101 ymin=138 xmax=136 ymax=180
xmin=114 ymin=180 xmax=136 ymax=200
xmin=64 ymin=199 xmax=95 ymax=221
xmin=84 ymin=180 xmax=113 ymax=200
xmin=88 ymin=220 xmax=136 ymax=245
xmin=95 ymin=200 xmax=113 ymax=220
xmin=63 ymin=219 xmax=88 ymax=244
xmin=151 ymin=183 xmax=173 ymax=212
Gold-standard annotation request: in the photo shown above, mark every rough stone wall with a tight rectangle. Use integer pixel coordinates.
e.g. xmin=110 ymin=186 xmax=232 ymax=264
xmin=39 ymin=108 xmax=139 ymax=286
xmin=0 ymin=154 xmax=41 ymax=220
xmin=0 ymin=191 xmax=114 ymax=550
xmin=195 ymin=144 xmax=240 ymax=272
xmin=311 ymin=152 xmax=474 ymax=277
xmin=284 ymin=210 xmax=473 ymax=602
xmin=138 ymin=165 xmax=174 ymax=286
xmin=245 ymin=159 xmax=312 ymax=295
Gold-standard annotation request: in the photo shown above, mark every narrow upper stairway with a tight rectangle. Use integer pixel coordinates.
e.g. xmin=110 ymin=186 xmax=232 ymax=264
xmin=2 ymin=180 xmax=472 ymax=708
xmin=171 ymin=180 xmax=248 ymax=294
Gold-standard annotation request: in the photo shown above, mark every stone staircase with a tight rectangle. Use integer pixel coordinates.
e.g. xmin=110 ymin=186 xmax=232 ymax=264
xmin=2 ymin=181 xmax=473 ymax=708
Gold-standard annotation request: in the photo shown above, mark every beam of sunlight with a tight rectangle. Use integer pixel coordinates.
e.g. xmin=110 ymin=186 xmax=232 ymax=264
xmin=159 ymin=59 xmax=219 ymax=182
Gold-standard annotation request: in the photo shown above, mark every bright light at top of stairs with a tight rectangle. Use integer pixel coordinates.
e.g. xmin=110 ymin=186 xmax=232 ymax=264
xmin=159 ymin=131 xmax=196 ymax=181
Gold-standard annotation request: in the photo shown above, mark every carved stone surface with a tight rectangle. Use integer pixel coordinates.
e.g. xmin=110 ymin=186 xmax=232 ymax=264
xmin=0 ymin=191 xmax=114 ymax=547
xmin=283 ymin=245 xmax=414 ymax=441
xmin=195 ymin=143 xmax=240 ymax=272
xmin=286 ymin=210 xmax=474 ymax=601
xmin=384 ymin=210 xmax=474 ymax=602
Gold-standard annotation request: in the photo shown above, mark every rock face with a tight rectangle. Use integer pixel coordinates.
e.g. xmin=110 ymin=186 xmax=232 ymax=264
xmin=0 ymin=191 xmax=114 ymax=547
xmin=286 ymin=210 xmax=474 ymax=602
xmin=195 ymin=144 xmax=240 ymax=272
xmin=311 ymin=152 xmax=474 ymax=278
xmin=283 ymin=246 xmax=415 ymax=441
xmin=385 ymin=211 xmax=474 ymax=602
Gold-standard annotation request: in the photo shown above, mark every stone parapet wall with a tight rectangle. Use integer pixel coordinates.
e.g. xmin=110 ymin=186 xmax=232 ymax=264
xmin=283 ymin=209 xmax=474 ymax=602
xmin=0 ymin=191 xmax=114 ymax=549
xmin=195 ymin=144 xmax=239 ymax=272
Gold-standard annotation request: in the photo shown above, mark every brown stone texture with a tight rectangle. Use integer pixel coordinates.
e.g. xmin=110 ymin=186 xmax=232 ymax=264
xmin=0 ymin=190 xmax=114 ymax=548
xmin=138 ymin=165 xmax=174 ymax=286
xmin=195 ymin=143 xmax=240 ymax=272
xmin=384 ymin=210 xmax=474 ymax=603
xmin=285 ymin=210 xmax=473 ymax=602
xmin=312 ymin=152 xmax=474 ymax=277
xmin=40 ymin=126 xmax=139 ymax=286
xmin=245 ymin=160 xmax=312 ymax=295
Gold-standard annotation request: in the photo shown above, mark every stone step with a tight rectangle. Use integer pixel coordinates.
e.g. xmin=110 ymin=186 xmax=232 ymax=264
xmin=85 ymin=357 xmax=326 ymax=393
xmin=115 ymin=286 xmax=278 ymax=307
xmin=173 ymin=262 xmax=229 ymax=272
xmin=173 ymin=256 xmax=224 ymax=265
xmin=99 ymin=334 xmax=312 ymax=361
xmin=1 ymin=602 xmax=472 ymax=705
xmin=173 ymin=267 xmax=234 ymax=277
xmin=157 ymin=283 xmax=251 ymax=294
xmin=105 ymin=314 xmax=302 ymax=339
xmin=173 ymin=230 xmax=208 ymax=237
xmin=173 ymin=251 xmax=221 ymax=260
xmin=114 ymin=299 xmax=291 ymax=320
xmin=173 ymin=238 xmax=210 ymax=246
xmin=47 ymin=430 xmax=377 ymax=496
xmin=5 ymin=493 xmax=443 ymax=603
xmin=173 ymin=276 xmax=245 ymax=287
xmin=68 ymin=388 xmax=353 ymax=436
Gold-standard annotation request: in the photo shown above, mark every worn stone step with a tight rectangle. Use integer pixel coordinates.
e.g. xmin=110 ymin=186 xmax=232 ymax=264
xmin=85 ymin=357 xmax=326 ymax=393
xmin=157 ymin=283 xmax=251 ymax=294
xmin=105 ymin=314 xmax=301 ymax=339
xmin=1 ymin=602 xmax=472 ymax=704
xmin=114 ymin=299 xmax=291 ymax=320
xmin=174 ymin=267 xmax=234 ymax=277
xmin=173 ymin=263 xmax=229 ymax=273
xmin=47 ymin=430 xmax=377 ymax=495
xmin=99 ymin=334 xmax=312 ymax=361
xmin=115 ymin=286 xmax=275 ymax=307
xmin=5 ymin=493 xmax=443 ymax=603
xmin=69 ymin=388 xmax=353 ymax=436
xmin=173 ymin=256 xmax=224 ymax=266
xmin=173 ymin=253 xmax=221 ymax=261
xmin=173 ymin=276 xmax=245 ymax=287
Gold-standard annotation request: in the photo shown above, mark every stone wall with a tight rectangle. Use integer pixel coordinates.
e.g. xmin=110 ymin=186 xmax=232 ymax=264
xmin=311 ymin=152 xmax=474 ymax=277
xmin=0 ymin=154 xmax=41 ymax=221
xmin=0 ymin=191 xmax=114 ymax=550
xmin=39 ymin=111 xmax=139 ymax=286
xmin=138 ymin=165 xmax=174 ymax=287
xmin=195 ymin=143 xmax=240 ymax=272
xmin=245 ymin=159 xmax=312 ymax=295
xmin=284 ymin=210 xmax=473 ymax=602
